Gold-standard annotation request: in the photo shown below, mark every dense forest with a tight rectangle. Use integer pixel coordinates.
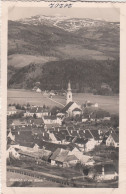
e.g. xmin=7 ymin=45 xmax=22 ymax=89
xmin=8 ymin=59 xmax=119 ymax=94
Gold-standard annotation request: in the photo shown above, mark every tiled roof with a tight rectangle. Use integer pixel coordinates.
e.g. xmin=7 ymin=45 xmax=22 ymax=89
xmin=65 ymin=135 xmax=75 ymax=142
xmin=12 ymin=119 xmax=28 ymax=126
xmin=111 ymin=133 xmax=119 ymax=143
xmin=34 ymin=140 xmax=67 ymax=152
xmin=15 ymin=130 xmax=34 ymax=145
xmin=7 ymin=106 xmax=17 ymax=111
xmin=55 ymin=126 xmax=67 ymax=131
xmin=89 ymin=130 xmax=101 ymax=140
xmin=45 ymin=124 xmax=60 ymax=129
xmin=64 ymin=155 xmax=78 ymax=162
xmin=31 ymin=118 xmax=44 ymax=125
xmin=74 ymin=137 xmax=88 ymax=144
xmin=66 ymin=143 xmax=80 ymax=151
xmin=27 ymin=107 xmax=48 ymax=113
xmin=69 ymin=130 xmax=80 ymax=137
xmin=79 ymin=129 xmax=93 ymax=139
xmin=62 ymin=102 xmax=74 ymax=113
xmin=44 ymin=116 xmax=57 ymax=120
xmin=50 ymin=148 xmax=69 ymax=162
xmin=67 ymin=126 xmax=75 ymax=131
xmin=52 ymin=129 xmax=69 ymax=141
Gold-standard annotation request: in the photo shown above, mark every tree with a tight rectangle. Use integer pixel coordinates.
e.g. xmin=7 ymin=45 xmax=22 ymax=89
xmin=33 ymin=113 xmax=37 ymax=119
xmin=27 ymin=103 xmax=30 ymax=108
xmin=111 ymin=114 xmax=119 ymax=128
xmin=51 ymin=106 xmax=62 ymax=116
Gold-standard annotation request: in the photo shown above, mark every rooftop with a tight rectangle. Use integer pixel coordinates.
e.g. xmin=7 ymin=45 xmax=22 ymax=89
xmin=62 ymin=102 xmax=74 ymax=113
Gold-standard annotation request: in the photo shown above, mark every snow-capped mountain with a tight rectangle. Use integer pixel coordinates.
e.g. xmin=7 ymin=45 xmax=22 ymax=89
xmin=18 ymin=15 xmax=119 ymax=32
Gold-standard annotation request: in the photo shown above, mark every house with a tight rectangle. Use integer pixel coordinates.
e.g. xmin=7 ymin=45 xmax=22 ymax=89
xmin=50 ymin=148 xmax=79 ymax=167
xmin=29 ymin=118 xmax=44 ymax=127
xmin=32 ymin=86 xmax=41 ymax=93
xmin=36 ymin=88 xmax=41 ymax=93
xmin=73 ymin=137 xmax=88 ymax=151
xmin=89 ymin=129 xmax=103 ymax=144
xmin=7 ymin=106 xmax=17 ymax=116
xmin=101 ymin=83 xmax=112 ymax=91
xmin=95 ymin=164 xmax=118 ymax=181
xmin=106 ymin=133 xmax=119 ymax=148
xmin=85 ymin=139 xmax=98 ymax=152
xmin=32 ymin=127 xmax=50 ymax=141
xmin=7 ymin=131 xmax=15 ymax=141
xmin=84 ymin=101 xmax=99 ymax=108
xmin=82 ymin=116 xmax=88 ymax=123
xmin=11 ymin=119 xmax=28 ymax=126
xmin=17 ymin=146 xmax=52 ymax=163
xmin=32 ymin=86 xmax=38 ymax=91
xmin=7 ymin=147 xmax=20 ymax=160
xmin=24 ymin=107 xmax=49 ymax=118
xmin=48 ymin=129 xmax=70 ymax=144
xmin=43 ymin=116 xmax=62 ymax=125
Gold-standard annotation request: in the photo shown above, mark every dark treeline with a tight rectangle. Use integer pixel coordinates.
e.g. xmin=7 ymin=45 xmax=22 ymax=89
xmin=8 ymin=58 xmax=119 ymax=94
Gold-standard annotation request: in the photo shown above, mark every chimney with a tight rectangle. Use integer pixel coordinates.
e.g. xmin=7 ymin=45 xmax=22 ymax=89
xmin=43 ymin=132 xmax=44 ymax=137
xmin=71 ymin=130 xmax=72 ymax=134
xmin=18 ymin=131 xmax=20 ymax=135
xmin=98 ymin=129 xmax=101 ymax=135
xmin=58 ymin=128 xmax=59 ymax=132
xmin=84 ymin=130 xmax=85 ymax=133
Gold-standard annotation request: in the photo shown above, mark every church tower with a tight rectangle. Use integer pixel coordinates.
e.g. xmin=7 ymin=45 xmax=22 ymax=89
xmin=66 ymin=81 xmax=72 ymax=104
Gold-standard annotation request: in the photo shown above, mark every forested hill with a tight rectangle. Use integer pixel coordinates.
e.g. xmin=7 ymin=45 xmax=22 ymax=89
xmin=8 ymin=59 xmax=119 ymax=94
xmin=8 ymin=17 xmax=119 ymax=94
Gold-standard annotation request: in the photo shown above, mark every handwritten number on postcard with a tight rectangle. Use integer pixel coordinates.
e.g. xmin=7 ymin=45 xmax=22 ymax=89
xmin=49 ymin=3 xmax=72 ymax=8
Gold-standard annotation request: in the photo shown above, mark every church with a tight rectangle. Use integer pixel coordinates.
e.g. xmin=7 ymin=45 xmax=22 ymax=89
xmin=62 ymin=81 xmax=82 ymax=117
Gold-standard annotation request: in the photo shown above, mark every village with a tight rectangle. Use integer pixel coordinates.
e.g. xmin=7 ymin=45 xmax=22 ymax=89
xmin=7 ymin=82 xmax=119 ymax=187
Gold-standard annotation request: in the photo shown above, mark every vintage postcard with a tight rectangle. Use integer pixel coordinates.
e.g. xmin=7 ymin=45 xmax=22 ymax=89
xmin=1 ymin=1 xmax=126 ymax=194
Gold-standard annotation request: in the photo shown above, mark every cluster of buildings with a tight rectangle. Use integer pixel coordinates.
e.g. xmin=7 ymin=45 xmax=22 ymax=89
xmin=7 ymin=81 xmax=119 ymax=182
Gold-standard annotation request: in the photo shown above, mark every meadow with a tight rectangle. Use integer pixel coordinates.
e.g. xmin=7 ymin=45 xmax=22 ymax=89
xmin=8 ymin=89 xmax=119 ymax=114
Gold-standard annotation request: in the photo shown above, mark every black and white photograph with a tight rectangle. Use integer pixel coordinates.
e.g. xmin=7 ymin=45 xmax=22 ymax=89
xmin=7 ymin=6 xmax=119 ymax=188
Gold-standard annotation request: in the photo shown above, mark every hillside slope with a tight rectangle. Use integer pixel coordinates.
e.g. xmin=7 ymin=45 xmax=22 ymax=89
xmin=8 ymin=17 xmax=119 ymax=93
xmin=8 ymin=59 xmax=119 ymax=93
xmin=8 ymin=19 xmax=119 ymax=60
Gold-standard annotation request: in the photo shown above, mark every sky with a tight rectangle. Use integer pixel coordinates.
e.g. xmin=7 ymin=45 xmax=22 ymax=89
xmin=8 ymin=7 xmax=120 ymax=22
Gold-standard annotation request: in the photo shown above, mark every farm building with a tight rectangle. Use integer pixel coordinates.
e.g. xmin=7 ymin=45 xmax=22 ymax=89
xmin=50 ymin=148 xmax=79 ymax=167
xmin=24 ymin=106 xmax=49 ymax=118
xmin=7 ymin=106 xmax=17 ymax=116
xmin=43 ymin=116 xmax=62 ymax=125
xmin=106 ymin=133 xmax=119 ymax=148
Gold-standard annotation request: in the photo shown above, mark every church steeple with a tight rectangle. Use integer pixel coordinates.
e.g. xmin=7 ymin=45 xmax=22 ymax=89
xmin=66 ymin=81 xmax=72 ymax=104
xmin=68 ymin=81 xmax=71 ymax=91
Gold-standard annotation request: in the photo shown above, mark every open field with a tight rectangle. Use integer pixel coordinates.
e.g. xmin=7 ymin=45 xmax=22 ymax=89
xmin=8 ymin=89 xmax=119 ymax=114
xmin=8 ymin=54 xmax=57 ymax=68
xmin=8 ymin=89 xmax=64 ymax=108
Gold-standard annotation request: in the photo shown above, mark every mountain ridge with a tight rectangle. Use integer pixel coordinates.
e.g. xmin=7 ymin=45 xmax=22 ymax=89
xmin=8 ymin=16 xmax=119 ymax=93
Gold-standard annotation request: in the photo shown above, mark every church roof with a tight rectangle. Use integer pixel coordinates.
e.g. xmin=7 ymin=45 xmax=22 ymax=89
xmin=72 ymin=108 xmax=82 ymax=112
xmin=62 ymin=102 xmax=74 ymax=113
